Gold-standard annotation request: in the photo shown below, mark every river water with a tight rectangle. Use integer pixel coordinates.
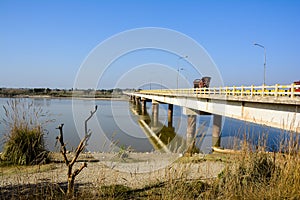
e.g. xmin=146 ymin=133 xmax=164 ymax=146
xmin=0 ymin=97 xmax=293 ymax=154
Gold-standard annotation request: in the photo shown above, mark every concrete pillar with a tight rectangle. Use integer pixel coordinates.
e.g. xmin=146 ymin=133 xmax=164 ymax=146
xmin=186 ymin=115 xmax=196 ymax=145
xmin=135 ymin=96 xmax=140 ymax=105
xmin=168 ymin=104 xmax=173 ymax=127
xmin=186 ymin=115 xmax=197 ymax=156
xmin=152 ymin=100 xmax=159 ymax=127
xmin=212 ymin=114 xmax=222 ymax=147
xmin=132 ymin=96 xmax=136 ymax=104
xmin=141 ymin=98 xmax=147 ymax=115
xmin=182 ymin=108 xmax=202 ymax=156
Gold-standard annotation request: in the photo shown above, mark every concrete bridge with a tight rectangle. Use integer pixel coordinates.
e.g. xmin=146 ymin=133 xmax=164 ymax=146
xmin=125 ymin=84 xmax=300 ymax=153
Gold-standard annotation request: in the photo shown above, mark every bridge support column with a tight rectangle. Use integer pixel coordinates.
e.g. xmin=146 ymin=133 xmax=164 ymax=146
xmin=168 ymin=104 xmax=173 ymax=127
xmin=132 ymin=96 xmax=136 ymax=104
xmin=135 ymin=96 xmax=140 ymax=105
xmin=212 ymin=114 xmax=222 ymax=147
xmin=185 ymin=115 xmax=197 ymax=156
xmin=134 ymin=97 xmax=141 ymax=114
xmin=152 ymin=100 xmax=159 ymax=128
xmin=141 ymin=98 xmax=147 ymax=115
xmin=183 ymin=108 xmax=199 ymax=156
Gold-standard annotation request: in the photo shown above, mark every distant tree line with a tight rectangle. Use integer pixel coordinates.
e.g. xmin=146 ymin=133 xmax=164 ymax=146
xmin=0 ymin=87 xmax=133 ymax=98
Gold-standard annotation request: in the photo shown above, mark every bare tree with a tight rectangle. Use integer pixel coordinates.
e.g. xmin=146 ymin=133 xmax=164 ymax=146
xmin=56 ymin=105 xmax=98 ymax=196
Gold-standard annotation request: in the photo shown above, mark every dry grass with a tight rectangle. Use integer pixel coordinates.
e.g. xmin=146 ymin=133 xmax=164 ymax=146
xmin=203 ymin=141 xmax=300 ymax=199
xmin=0 ymin=163 xmax=56 ymax=176
xmin=0 ymin=147 xmax=300 ymax=199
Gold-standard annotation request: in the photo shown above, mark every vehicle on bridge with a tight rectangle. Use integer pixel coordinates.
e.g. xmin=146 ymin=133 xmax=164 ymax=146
xmin=294 ymin=81 xmax=300 ymax=96
xmin=193 ymin=77 xmax=211 ymax=88
xmin=193 ymin=77 xmax=211 ymax=94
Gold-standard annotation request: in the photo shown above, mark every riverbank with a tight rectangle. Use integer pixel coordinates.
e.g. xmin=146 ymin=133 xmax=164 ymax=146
xmin=0 ymin=94 xmax=129 ymax=104
xmin=0 ymin=87 xmax=131 ymax=99
xmin=0 ymin=94 xmax=128 ymax=100
xmin=1 ymin=150 xmax=300 ymax=199
xmin=0 ymin=152 xmax=225 ymax=188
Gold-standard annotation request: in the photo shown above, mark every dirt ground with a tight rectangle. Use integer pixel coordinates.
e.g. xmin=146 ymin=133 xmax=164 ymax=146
xmin=0 ymin=152 xmax=225 ymax=189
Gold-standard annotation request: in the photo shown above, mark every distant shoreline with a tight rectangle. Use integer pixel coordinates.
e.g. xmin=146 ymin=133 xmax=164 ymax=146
xmin=0 ymin=88 xmax=134 ymax=100
xmin=0 ymin=95 xmax=129 ymax=101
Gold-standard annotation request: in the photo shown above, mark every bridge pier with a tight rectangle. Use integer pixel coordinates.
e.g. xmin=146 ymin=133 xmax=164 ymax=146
xmin=212 ymin=114 xmax=222 ymax=147
xmin=130 ymin=96 xmax=134 ymax=103
xmin=152 ymin=100 xmax=159 ymax=128
xmin=141 ymin=98 xmax=147 ymax=115
xmin=183 ymin=108 xmax=199 ymax=156
xmin=132 ymin=96 xmax=137 ymax=104
xmin=135 ymin=96 xmax=140 ymax=105
xmin=168 ymin=104 xmax=173 ymax=128
xmin=186 ymin=115 xmax=197 ymax=156
xmin=134 ymin=97 xmax=141 ymax=114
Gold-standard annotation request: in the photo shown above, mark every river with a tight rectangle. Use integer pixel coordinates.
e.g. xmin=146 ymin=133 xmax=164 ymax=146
xmin=0 ymin=97 xmax=293 ymax=154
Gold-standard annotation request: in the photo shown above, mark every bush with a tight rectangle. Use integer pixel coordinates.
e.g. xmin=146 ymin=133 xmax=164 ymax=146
xmin=1 ymin=99 xmax=50 ymax=165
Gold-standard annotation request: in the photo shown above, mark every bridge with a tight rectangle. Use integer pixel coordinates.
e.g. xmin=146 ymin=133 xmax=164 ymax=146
xmin=125 ymin=84 xmax=300 ymax=153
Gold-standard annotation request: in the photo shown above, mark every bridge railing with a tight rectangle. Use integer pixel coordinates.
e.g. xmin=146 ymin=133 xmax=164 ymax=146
xmin=139 ymin=84 xmax=300 ymax=98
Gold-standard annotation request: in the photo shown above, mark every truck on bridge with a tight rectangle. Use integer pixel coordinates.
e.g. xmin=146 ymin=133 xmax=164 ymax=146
xmin=294 ymin=81 xmax=300 ymax=95
xmin=193 ymin=77 xmax=211 ymax=88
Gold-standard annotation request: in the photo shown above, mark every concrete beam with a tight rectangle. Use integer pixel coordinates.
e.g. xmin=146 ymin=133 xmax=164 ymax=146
xmin=183 ymin=107 xmax=211 ymax=115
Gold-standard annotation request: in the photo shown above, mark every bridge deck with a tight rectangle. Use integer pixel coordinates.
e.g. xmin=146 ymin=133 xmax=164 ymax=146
xmin=125 ymin=84 xmax=300 ymax=133
xmin=138 ymin=84 xmax=300 ymax=105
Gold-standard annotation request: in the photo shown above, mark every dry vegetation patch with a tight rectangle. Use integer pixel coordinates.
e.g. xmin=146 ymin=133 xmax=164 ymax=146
xmin=1 ymin=150 xmax=300 ymax=199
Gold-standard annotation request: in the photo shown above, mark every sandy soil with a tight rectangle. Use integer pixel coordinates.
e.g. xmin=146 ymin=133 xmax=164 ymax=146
xmin=0 ymin=152 xmax=225 ymax=189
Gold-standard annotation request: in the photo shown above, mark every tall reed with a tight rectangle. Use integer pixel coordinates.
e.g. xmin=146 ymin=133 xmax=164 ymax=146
xmin=1 ymin=99 xmax=51 ymax=165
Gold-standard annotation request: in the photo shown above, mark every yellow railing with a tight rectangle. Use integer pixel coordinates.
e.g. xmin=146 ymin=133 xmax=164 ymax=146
xmin=138 ymin=84 xmax=300 ymax=99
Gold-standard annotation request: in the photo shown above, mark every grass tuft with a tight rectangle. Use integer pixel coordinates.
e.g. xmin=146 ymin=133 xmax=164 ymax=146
xmin=1 ymin=99 xmax=50 ymax=165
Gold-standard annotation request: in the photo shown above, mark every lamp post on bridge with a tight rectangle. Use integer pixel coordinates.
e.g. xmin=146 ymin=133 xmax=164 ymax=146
xmin=254 ymin=43 xmax=266 ymax=85
xmin=176 ymin=55 xmax=188 ymax=89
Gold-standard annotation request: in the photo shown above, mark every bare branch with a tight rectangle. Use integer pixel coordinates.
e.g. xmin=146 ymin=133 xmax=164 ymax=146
xmin=56 ymin=106 xmax=98 ymax=196
xmin=72 ymin=162 xmax=87 ymax=179
xmin=84 ymin=105 xmax=98 ymax=137
xmin=70 ymin=135 xmax=88 ymax=166
xmin=56 ymin=124 xmax=69 ymax=166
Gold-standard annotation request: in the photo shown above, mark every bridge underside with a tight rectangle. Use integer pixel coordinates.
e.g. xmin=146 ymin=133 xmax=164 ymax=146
xmin=131 ymin=93 xmax=300 ymax=133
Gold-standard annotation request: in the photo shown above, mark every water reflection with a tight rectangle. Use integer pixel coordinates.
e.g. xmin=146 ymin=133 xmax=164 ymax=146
xmin=130 ymin=100 xmax=190 ymax=153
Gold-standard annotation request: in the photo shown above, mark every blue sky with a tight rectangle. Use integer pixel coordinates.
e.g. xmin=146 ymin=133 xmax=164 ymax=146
xmin=1 ymin=0 xmax=300 ymax=89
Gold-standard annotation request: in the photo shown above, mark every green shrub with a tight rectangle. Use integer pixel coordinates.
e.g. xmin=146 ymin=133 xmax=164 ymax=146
xmin=1 ymin=99 xmax=50 ymax=165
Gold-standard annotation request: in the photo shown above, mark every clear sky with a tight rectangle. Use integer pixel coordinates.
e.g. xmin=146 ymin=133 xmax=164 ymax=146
xmin=1 ymin=0 xmax=300 ymax=89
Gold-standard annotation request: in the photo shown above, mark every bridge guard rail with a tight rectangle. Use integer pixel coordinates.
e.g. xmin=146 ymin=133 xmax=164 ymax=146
xmin=138 ymin=84 xmax=300 ymax=99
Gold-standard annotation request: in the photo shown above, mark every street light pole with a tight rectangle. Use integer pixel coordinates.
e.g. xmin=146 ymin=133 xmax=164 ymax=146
xmin=176 ymin=55 xmax=188 ymax=89
xmin=254 ymin=43 xmax=266 ymax=85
